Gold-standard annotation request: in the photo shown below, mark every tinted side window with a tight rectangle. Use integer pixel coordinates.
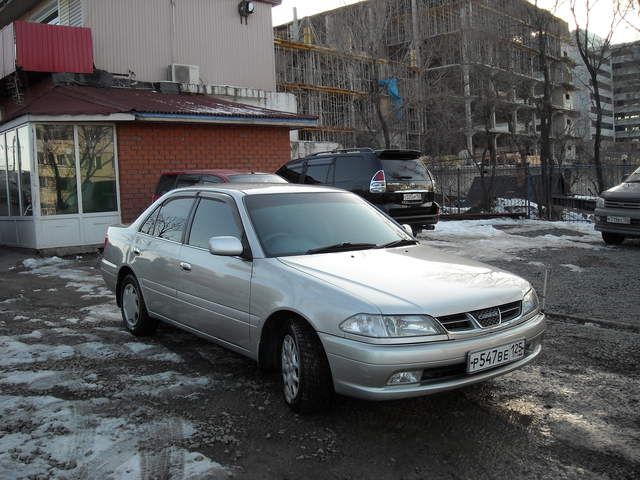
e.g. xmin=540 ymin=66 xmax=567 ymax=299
xmin=188 ymin=198 xmax=242 ymax=249
xmin=200 ymin=175 xmax=223 ymax=184
xmin=277 ymin=161 xmax=304 ymax=183
xmin=176 ymin=174 xmax=202 ymax=188
xmin=140 ymin=207 xmax=159 ymax=235
xmin=304 ymin=158 xmax=334 ymax=185
xmin=334 ymin=155 xmax=378 ymax=190
xmin=156 ymin=174 xmax=177 ymax=195
xmin=153 ymin=197 xmax=194 ymax=242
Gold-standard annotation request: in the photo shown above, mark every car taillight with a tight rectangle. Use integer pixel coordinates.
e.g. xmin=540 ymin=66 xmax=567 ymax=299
xmin=103 ymin=234 xmax=109 ymax=250
xmin=370 ymin=170 xmax=386 ymax=193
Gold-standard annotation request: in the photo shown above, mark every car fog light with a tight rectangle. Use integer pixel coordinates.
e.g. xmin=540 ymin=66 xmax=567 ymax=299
xmin=387 ymin=370 xmax=422 ymax=385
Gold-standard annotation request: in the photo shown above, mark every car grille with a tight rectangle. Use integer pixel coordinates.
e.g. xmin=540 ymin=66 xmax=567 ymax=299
xmin=604 ymin=200 xmax=640 ymax=209
xmin=437 ymin=312 xmax=474 ymax=331
xmin=436 ymin=301 xmax=522 ymax=331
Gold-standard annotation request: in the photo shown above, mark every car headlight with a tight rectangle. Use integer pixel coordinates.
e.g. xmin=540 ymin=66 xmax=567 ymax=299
xmin=522 ymin=288 xmax=539 ymax=315
xmin=596 ymin=197 xmax=605 ymax=209
xmin=340 ymin=314 xmax=444 ymax=338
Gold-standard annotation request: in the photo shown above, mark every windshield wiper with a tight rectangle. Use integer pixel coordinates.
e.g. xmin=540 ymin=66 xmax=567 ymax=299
xmin=306 ymin=242 xmax=378 ymax=254
xmin=376 ymin=239 xmax=419 ymax=249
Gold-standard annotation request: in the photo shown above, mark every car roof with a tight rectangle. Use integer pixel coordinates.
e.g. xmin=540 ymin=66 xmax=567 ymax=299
xmin=170 ymin=183 xmax=343 ymax=196
xmin=160 ymin=169 xmax=275 ymax=176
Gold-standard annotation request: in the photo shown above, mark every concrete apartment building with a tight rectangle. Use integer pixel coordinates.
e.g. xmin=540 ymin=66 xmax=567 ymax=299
xmin=612 ymin=40 xmax=640 ymax=143
xmin=274 ymin=0 xmax=580 ymax=161
xmin=0 ymin=0 xmax=315 ymax=250
xmin=568 ymin=34 xmax=615 ymax=142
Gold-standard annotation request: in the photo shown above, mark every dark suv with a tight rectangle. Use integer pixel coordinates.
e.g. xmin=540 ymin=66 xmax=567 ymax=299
xmin=277 ymin=148 xmax=438 ymax=231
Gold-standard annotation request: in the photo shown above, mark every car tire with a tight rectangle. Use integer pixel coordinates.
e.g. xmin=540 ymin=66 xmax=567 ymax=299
xmin=602 ymin=232 xmax=625 ymax=245
xmin=280 ymin=320 xmax=334 ymax=413
xmin=119 ymin=274 xmax=158 ymax=336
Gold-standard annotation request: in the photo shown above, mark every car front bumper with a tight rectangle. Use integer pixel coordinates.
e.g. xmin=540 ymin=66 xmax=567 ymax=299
xmin=594 ymin=207 xmax=640 ymax=237
xmin=320 ymin=312 xmax=545 ymax=400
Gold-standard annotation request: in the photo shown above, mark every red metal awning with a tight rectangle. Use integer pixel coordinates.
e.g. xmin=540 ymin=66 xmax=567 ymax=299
xmin=13 ymin=21 xmax=93 ymax=74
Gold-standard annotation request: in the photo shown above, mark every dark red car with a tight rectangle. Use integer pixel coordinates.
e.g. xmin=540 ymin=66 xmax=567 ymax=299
xmin=152 ymin=169 xmax=287 ymax=201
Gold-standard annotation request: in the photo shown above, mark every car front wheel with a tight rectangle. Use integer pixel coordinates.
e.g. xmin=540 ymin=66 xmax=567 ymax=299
xmin=602 ymin=232 xmax=625 ymax=245
xmin=119 ymin=274 xmax=158 ymax=336
xmin=280 ymin=320 xmax=334 ymax=413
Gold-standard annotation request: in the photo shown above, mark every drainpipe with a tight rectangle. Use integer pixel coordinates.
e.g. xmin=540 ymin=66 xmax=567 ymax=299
xmin=170 ymin=0 xmax=177 ymax=65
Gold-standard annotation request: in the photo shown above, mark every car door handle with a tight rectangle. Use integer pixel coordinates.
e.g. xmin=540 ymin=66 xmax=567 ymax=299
xmin=179 ymin=262 xmax=192 ymax=271
xmin=132 ymin=247 xmax=141 ymax=256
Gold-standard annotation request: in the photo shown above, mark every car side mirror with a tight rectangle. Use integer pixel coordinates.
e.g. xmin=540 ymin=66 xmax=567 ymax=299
xmin=208 ymin=236 xmax=244 ymax=257
xmin=402 ymin=224 xmax=414 ymax=235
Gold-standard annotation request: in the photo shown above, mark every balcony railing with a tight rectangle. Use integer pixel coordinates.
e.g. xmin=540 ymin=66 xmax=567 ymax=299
xmin=0 ymin=21 xmax=93 ymax=80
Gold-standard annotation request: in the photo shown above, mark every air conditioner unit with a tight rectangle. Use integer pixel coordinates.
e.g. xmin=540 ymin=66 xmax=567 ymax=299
xmin=168 ymin=64 xmax=200 ymax=84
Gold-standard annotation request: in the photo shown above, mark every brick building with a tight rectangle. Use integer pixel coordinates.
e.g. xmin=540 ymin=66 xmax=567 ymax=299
xmin=0 ymin=0 xmax=315 ymax=250
xmin=0 ymin=81 xmax=312 ymax=249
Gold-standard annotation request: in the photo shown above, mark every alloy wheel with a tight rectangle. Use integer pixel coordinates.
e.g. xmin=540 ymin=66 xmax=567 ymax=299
xmin=122 ymin=283 xmax=140 ymax=328
xmin=281 ymin=334 xmax=300 ymax=403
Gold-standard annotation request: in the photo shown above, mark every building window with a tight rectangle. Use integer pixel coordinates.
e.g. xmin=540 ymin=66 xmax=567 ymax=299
xmin=0 ymin=135 xmax=8 ymax=216
xmin=31 ymin=0 xmax=59 ymax=25
xmin=78 ymin=126 xmax=118 ymax=213
xmin=36 ymin=125 xmax=78 ymax=215
xmin=36 ymin=124 xmax=118 ymax=216
xmin=6 ymin=130 xmax=19 ymax=216
xmin=18 ymin=126 xmax=33 ymax=216
xmin=0 ymin=126 xmax=33 ymax=217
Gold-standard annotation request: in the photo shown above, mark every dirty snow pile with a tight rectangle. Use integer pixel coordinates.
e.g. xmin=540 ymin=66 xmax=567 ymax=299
xmin=421 ymin=218 xmax=602 ymax=261
xmin=0 ymin=257 xmax=231 ymax=479
xmin=21 ymin=256 xmax=113 ymax=299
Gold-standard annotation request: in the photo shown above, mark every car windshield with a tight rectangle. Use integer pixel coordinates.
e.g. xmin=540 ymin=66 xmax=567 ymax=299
xmin=625 ymin=167 xmax=640 ymax=183
xmin=229 ymin=174 xmax=287 ymax=184
xmin=245 ymin=192 xmax=411 ymax=257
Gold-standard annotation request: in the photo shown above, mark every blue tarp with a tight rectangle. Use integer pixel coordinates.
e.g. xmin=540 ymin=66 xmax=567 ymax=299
xmin=378 ymin=77 xmax=403 ymax=119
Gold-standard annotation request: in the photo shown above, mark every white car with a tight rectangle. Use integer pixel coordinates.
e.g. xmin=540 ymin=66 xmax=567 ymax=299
xmin=101 ymin=184 xmax=545 ymax=412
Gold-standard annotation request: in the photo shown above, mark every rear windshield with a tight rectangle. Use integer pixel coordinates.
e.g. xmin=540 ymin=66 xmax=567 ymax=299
xmin=228 ymin=174 xmax=287 ymax=184
xmin=155 ymin=174 xmax=177 ymax=195
xmin=381 ymin=159 xmax=430 ymax=182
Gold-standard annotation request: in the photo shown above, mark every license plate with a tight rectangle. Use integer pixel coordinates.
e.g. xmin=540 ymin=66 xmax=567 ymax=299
xmin=403 ymin=193 xmax=422 ymax=202
xmin=467 ymin=339 xmax=525 ymax=374
xmin=607 ymin=216 xmax=630 ymax=224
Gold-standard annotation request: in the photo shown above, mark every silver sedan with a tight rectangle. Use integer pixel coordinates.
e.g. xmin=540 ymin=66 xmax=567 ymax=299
xmin=101 ymin=184 xmax=545 ymax=412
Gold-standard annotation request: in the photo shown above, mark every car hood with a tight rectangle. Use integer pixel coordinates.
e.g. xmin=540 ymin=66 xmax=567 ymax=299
xmin=278 ymin=245 xmax=531 ymax=317
xmin=602 ymin=181 xmax=640 ymax=201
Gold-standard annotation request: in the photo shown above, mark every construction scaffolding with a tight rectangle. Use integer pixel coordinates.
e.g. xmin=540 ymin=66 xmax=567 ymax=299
xmin=275 ymin=0 xmax=580 ymax=160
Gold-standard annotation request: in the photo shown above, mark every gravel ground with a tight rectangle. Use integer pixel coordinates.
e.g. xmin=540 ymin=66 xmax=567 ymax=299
xmin=0 ymin=221 xmax=638 ymax=479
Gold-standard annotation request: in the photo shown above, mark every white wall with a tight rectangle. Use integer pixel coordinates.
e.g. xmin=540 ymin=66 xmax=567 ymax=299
xmin=83 ymin=0 xmax=277 ymax=91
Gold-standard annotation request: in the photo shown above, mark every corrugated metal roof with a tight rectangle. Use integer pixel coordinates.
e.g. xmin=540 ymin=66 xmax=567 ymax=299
xmin=14 ymin=21 xmax=93 ymax=74
xmin=4 ymin=84 xmax=316 ymax=127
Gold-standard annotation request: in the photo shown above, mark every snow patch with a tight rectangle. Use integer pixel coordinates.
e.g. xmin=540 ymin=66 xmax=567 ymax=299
xmin=0 ymin=338 xmax=74 ymax=366
xmin=0 ymin=370 xmax=98 ymax=392
xmin=0 ymin=395 xmax=229 ymax=479
xmin=560 ymin=264 xmax=584 ymax=273
xmin=423 ymin=219 xmax=601 ymax=261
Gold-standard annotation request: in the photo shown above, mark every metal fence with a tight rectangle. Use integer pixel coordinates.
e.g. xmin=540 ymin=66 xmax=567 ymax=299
xmin=428 ymin=163 xmax=639 ymax=221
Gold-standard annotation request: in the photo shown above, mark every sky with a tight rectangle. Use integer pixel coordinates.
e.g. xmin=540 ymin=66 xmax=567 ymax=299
xmin=272 ymin=0 xmax=640 ymax=44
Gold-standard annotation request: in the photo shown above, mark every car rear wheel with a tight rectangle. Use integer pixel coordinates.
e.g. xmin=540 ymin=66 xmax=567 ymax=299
xmin=119 ymin=274 xmax=158 ymax=336
xmin=280 ymin=320 xmax=334 ymax=413
xmin=602 ymin=232 xmax=625 ymax=245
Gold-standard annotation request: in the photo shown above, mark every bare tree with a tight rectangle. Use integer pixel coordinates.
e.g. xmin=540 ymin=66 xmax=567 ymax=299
xmin=529 ymin=0 xmax=567 ymax=218
xmin=571 ymin=0 xmax=625 ymax=193
xmin=615 ymin=0 xmax=640 ymax=33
